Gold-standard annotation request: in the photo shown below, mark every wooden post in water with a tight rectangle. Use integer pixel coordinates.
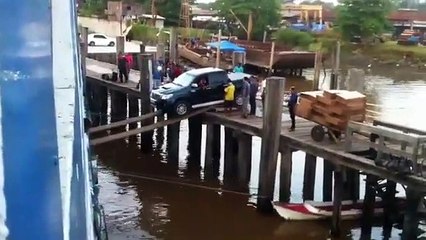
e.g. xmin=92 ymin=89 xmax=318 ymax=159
xmin=116 ymin=36 xmax=125 ymax=64
xmin=323 ymin=160 xmax=333 ymax=201
xmin=279 ymin=146 xmax=293 ymax=202
xmin=204 ymin=124 xmax=221 ymax=179
xmin=383 ymin=180 xmax=397 ymax=238
xmin=312 ymin=51 xmax=322 ymax=90
xmin=237 ymin=132 xmax=252 ymax=185
xmin=268 ymin=42 xmax=276 ymax=74
xmin=169 ymin=27 xmax=178 ymax=63
xmin=303 ymin=154 xmax=317 ymax=201
xmin=257 ymin=76 xmax=286 ymax=212
xmin=166 ymin=119 xmax=180 ymax=166
xmin=98 ymin=86 xmax=108 ymax=125
xmin=360 ymin=174 xmax=377 ymax=239
xmin=224 ymin=127 xmax=238 ymax=183
xmin=187 ymin=116 xmax=203 ymax=171
xmin=216 ymin=29 xmax=222 ymax=68
xmin=331 ymin=165 xmax=343 ymax=237
xmin=138 ymin=53 xmax=154 ymax=151
xmin=128 ymin=97 xmax=139 ymax=129
xmin=402 ymin=188 xmax=423 ymax=240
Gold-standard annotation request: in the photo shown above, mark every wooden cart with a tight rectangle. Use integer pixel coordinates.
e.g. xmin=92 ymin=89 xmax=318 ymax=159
xmin=295 ymin=90 xmax=367 ymax=143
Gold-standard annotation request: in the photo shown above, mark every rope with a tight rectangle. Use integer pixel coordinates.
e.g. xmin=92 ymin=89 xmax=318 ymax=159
xmin=114 ymin=171 xmax=257 ymax=197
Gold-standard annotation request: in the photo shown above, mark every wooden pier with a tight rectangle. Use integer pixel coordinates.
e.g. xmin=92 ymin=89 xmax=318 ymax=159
xmin=82 ymin=34 xmax=426 ymax=239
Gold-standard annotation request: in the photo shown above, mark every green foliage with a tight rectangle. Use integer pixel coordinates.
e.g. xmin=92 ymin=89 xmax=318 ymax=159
xmin=274 ymin=29 xmax=314 ymax=49
xmin=131 ymin=24 xmax=164 ymax=44
xmin=137 ymin=0 xmax=196 ymax=27
xmin=336 ymin=0 xmax=393 ymax=41
xmin=214 ymin=0 xmax=281 ymax=40
xmin=79 ymin=0 xmax=107 ymax=17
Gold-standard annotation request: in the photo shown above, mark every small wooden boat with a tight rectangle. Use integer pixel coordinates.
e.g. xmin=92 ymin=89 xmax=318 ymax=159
xmin=272 ymin=197 xmax=406 ymax=221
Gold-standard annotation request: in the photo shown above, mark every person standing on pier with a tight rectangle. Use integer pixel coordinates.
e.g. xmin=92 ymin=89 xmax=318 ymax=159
xmin=224 ymin=79 xmax=235 ymax=113
xmin=249 ymin=76 xmax=259 ymax=116
xmin=288 ymin=86 xmax=298 ymax=131
xmin=241 ymin=77 xmax=251 ymax=118
xmin=117 ymin=52 xmax=129 ymax=83
xmin=233 ymin=63 xmax=244 ymax=73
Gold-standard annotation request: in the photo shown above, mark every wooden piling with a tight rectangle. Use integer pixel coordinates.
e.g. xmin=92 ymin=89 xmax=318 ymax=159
xmin=237 ymin=132 xmax=252 ymax=185
xmin=279 ymin=146 xmax=293 ymax=202
xmin=188 ymin=116 xmax=203 ymax=171
xmin=169 ymin=27 xmax=178 ymax=63
xmin=166 ymin=118 xmax=180 ymax=165
xmin=323 ymin=160 xmax=333 ymax=201
xmin=313 ymin=51 xmax=322 ymax=90
xmin=331 ymin=165 xmax=343 ymax=237
xmin=402 ymin=188 xmax=422 ymax=240
xmin=303 ymin=153 xmax=317 ymax=201
xmin=224 ymin=127 xmax=238 ymax=183
xmin=98 ymin=86 xmax=108 ymax=125
xmin=361 ymin=174 xmax=377 ymax=239
xmin=138 ymin=53 xmax=154 ymax=151
xmin=128 ymin=96 xmax=139 ymax=129
xmin=344 ymin=169 xmax=360 ymax=201
xmin=204 ymin=124 xmax=221 ymax=179
xmin=383 ymin=180 xmax=397 ymax=237
xmin=116 ymin=36 xmax=125 ymax=64
xmin=257 ymin=76 xmax=286 ymax=213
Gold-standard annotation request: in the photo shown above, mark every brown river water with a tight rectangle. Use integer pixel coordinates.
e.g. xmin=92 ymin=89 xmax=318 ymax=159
xmin=93 ymin=64 xmax=426 ymax=240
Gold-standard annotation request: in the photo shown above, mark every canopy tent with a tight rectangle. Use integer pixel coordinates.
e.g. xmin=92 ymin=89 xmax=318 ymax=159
xmin=206 ymin=40 xmax=246 ymax=52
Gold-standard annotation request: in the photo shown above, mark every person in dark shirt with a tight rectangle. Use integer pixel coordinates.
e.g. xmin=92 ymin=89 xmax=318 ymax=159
xmin=117 ymin=52 xmax=129 ymax=83
xmin=288 ymin=86 xmax=298 ymax=131
xmin=249 ymin=76 xmax=259 ymax=115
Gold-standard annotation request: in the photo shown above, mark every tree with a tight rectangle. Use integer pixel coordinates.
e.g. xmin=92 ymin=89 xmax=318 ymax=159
xmin=214 ymin=0 xmax=281 ymax=40
xmin=137 ymin=0 xmax=195 ymax=27
xmin=336 ymin=0 xmax=393 ymax=42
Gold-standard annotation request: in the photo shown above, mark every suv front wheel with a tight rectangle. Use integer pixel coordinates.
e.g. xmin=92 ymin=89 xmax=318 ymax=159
xmin=174 ymin=101 xmax=190 ymax=116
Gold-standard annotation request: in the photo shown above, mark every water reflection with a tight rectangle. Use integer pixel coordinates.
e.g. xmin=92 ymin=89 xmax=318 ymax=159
xmin=96 ymin=65 xmax=426 ymax=239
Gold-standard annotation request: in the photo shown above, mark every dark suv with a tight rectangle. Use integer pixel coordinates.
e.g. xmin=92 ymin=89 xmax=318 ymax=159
xmin=150 ymin=67 xmax=250 ymax=116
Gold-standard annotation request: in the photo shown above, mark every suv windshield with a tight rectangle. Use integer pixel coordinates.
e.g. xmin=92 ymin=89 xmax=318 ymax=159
xmin=172 ymin=72 xmax=195 ymax=87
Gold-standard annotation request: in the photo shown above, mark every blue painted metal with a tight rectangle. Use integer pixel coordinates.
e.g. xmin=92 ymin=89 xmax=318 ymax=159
xmin=0 ymin=0 xmax=101 ymax=239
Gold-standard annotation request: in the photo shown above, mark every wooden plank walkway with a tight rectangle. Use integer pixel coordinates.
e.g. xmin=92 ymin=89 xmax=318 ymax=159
xmin=203 ymin=111 xmax=426 ymax=191
xmin=86 ymin=58 xmax=141 ymax=97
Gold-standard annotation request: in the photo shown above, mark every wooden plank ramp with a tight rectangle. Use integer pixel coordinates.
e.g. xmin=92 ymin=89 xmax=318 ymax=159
xmin=90 ymin=107 xmax=212 ymax=146
xmin=88 ymin=111 xmax=163 ymax=134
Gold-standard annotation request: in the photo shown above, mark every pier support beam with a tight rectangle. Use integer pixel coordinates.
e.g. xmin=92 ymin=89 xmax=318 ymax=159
xmin=361 ymin=174 xmax=378 ymax=239
xmin=188 ymin=116 xmax=203 ymax=172
xmin=257 ymin=77 xmax=286 ymax=213
xmin=383 ymin=181 xmax=397 ymax=238
xmin=204 ymin=124 xmax=221 ymax=179
xmin=166 ymin=119 xmax=180 ymax=166
xmin=323 ymin=160 xmax=333 ymax=201
xmin=303 ymin=154 xmax=317 ymax=201
xmin=224 ymin=128 xmax=238 ymax=183
xmin=128 ymin=97 xmax=139 ymax=129
xmin=344 ymin=169 xmax=360 ymax=201
xmin=139 ymin=53 xmax=154 ymax=152
xmin=237 ymin=132 xmax=252 ymax=186
xmin=279 ymin=146 xmax=293 ymax=202
xmin=331 ymin=165 xmax=343 ymax=237
xmin=402 ymin=188 xmax=422 ymax=240
xmin=98 ymin=86 xmax=108 ymax=125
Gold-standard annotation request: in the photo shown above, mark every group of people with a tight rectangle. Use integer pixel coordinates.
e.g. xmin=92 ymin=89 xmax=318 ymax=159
xmin=224 ymin=76 xmax=260 ymax=118
xmin=227 ymin=63 xmax=299 ymax=131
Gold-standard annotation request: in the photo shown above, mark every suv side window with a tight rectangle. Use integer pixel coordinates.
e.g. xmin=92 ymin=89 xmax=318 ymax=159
xmin=208 ymin=72 xmax=226 ymax=87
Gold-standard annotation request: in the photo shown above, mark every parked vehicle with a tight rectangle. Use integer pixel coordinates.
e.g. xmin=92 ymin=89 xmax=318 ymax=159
xmin=88 ymin=33 xmax=115 ymax=47
xmin=150 ymin=68 xmax=250 ymax=116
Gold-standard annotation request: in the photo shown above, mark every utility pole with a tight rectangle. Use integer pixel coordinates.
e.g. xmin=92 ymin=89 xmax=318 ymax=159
xmin=151 ymin=0 xmax=157 ymax=27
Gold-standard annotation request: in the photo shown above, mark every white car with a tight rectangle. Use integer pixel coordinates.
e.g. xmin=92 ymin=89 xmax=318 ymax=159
xmin=87 ymin=33 xmax=115 ymax=47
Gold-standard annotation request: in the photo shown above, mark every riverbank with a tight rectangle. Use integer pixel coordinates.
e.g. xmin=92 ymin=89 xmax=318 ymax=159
xmin=364 ymin=41 xmax=426 ymax=62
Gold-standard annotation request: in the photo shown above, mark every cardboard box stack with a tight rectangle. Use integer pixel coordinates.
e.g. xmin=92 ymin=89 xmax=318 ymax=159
xmin=295 ymin=90 xmax=367 ymax=131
